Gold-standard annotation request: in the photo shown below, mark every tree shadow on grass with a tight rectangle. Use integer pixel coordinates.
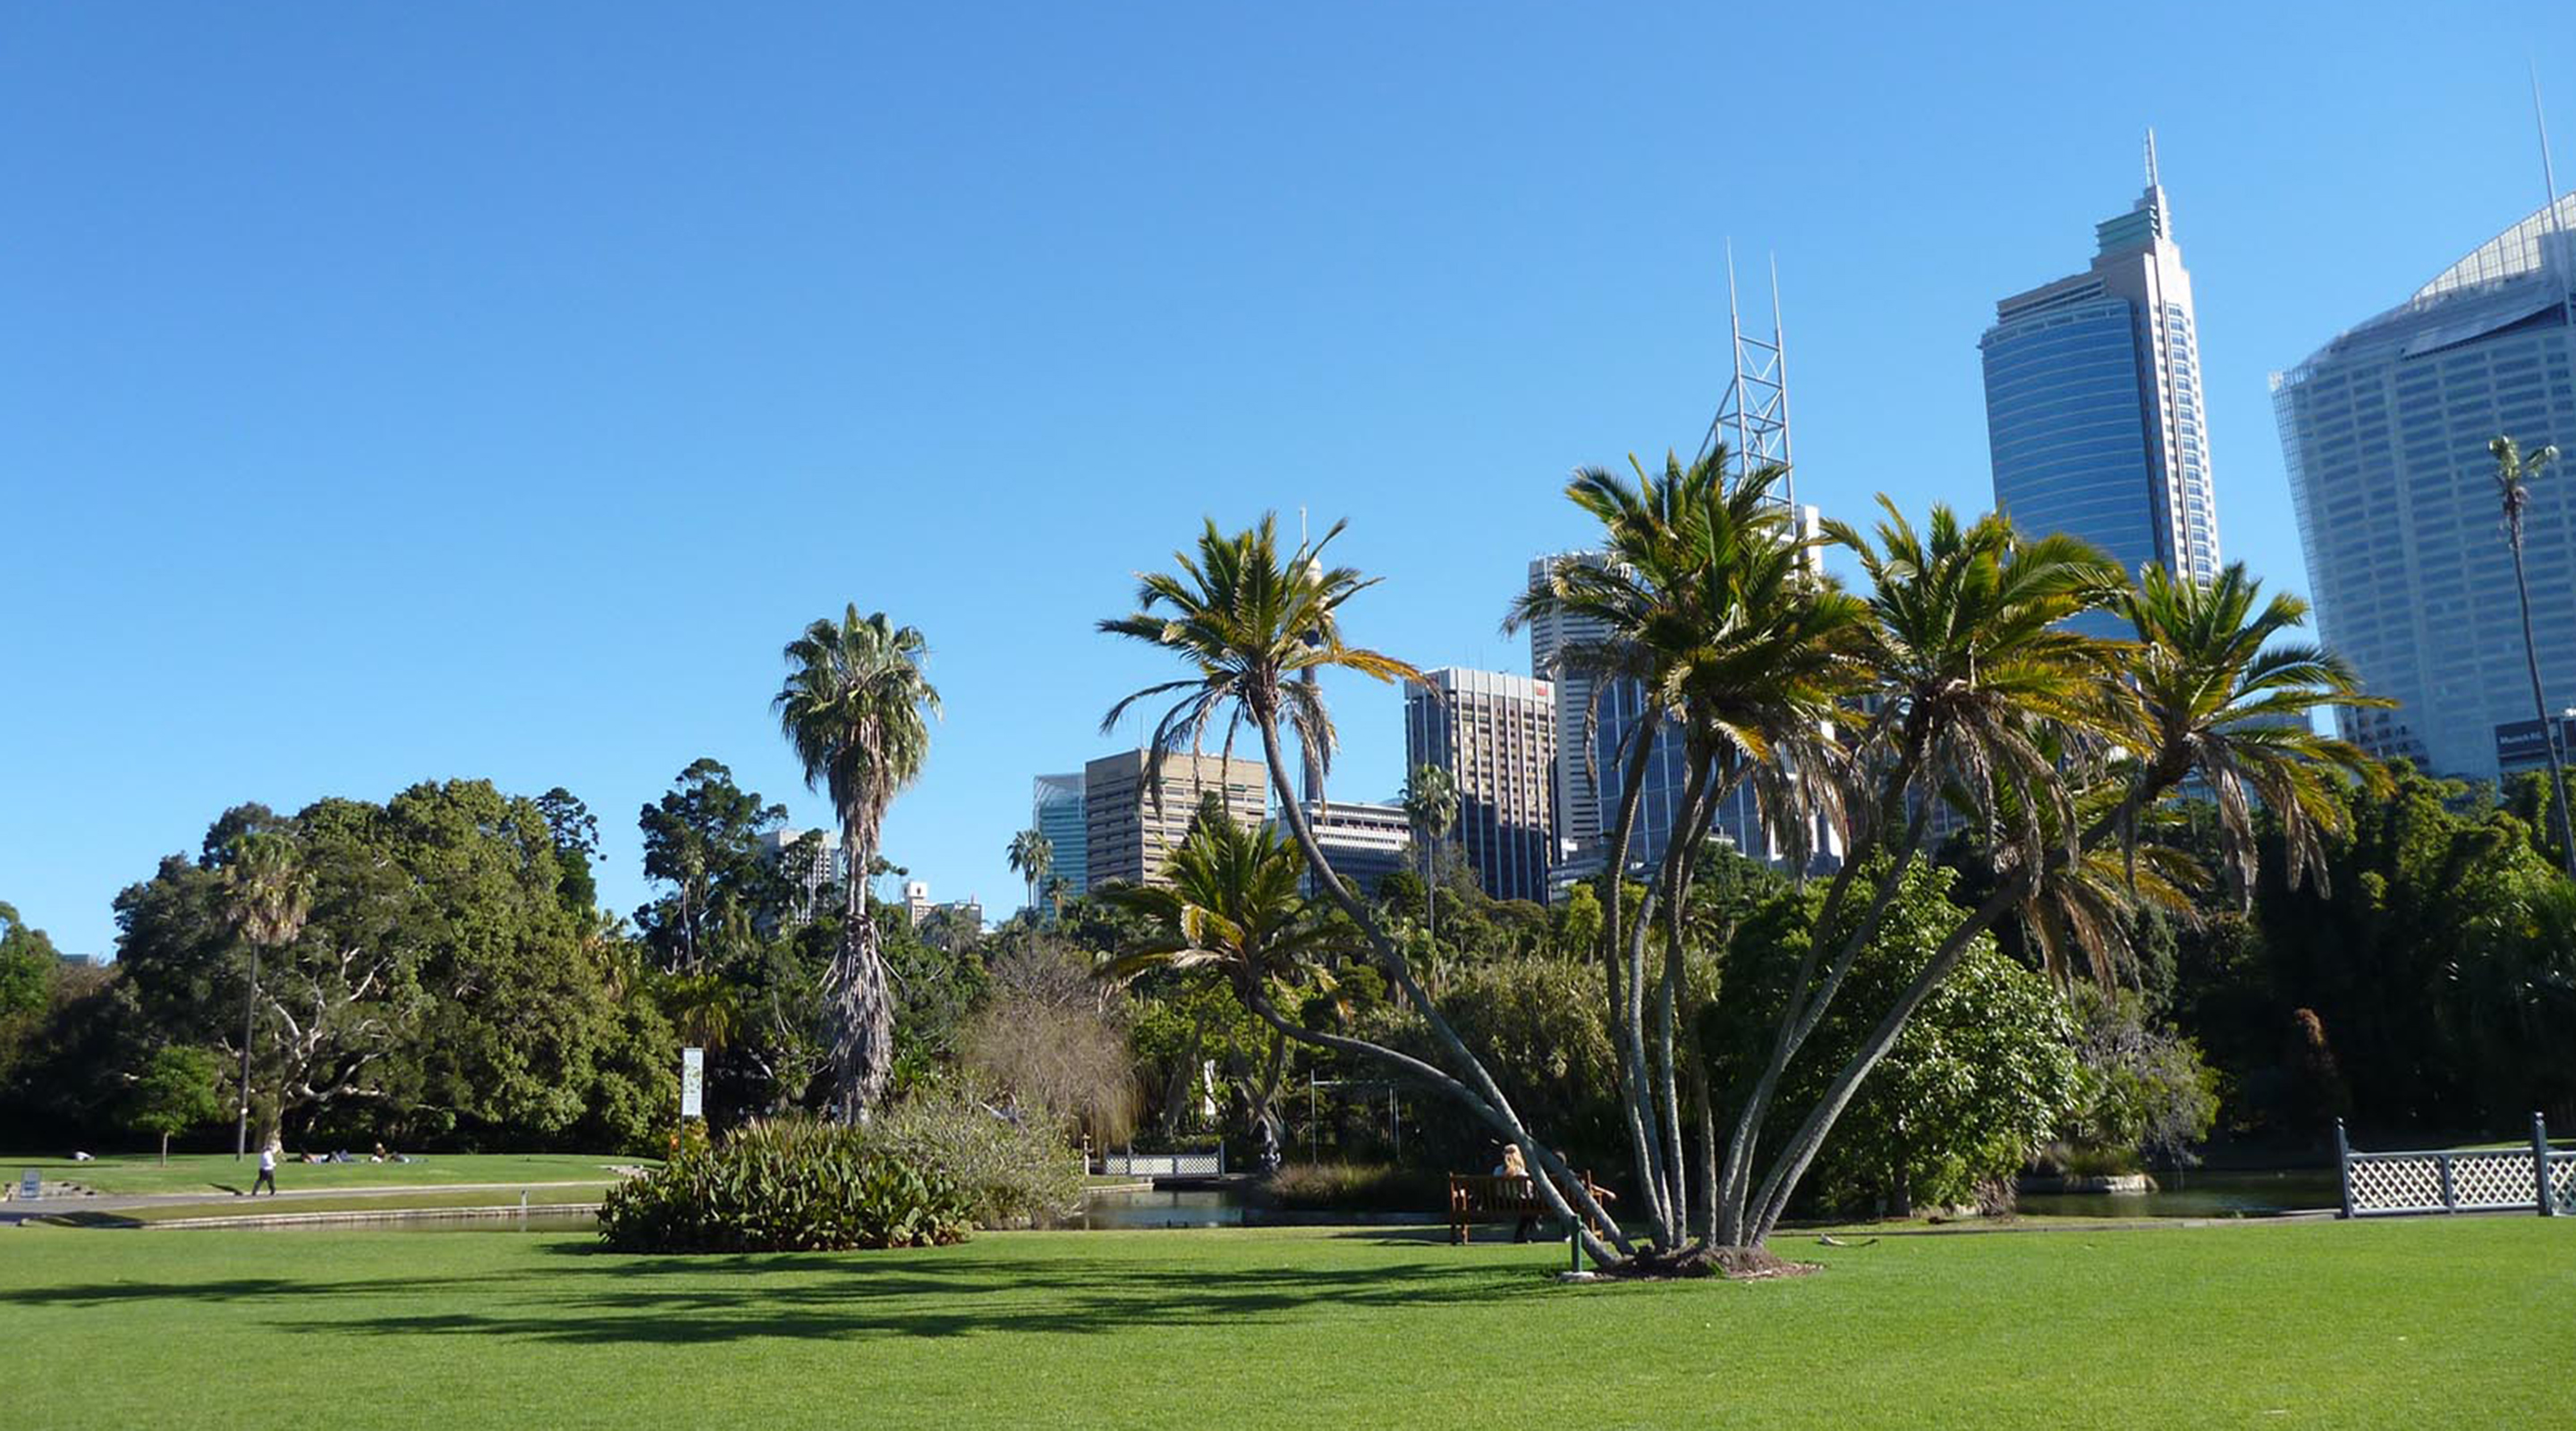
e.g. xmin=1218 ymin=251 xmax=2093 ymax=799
xmin=7 ymin=1242 xmax=1563 ymax=1347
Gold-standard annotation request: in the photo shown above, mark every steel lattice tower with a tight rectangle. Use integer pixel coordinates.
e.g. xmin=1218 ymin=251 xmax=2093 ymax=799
xmin=1697 ymin=243 xmax=1794 ymax=510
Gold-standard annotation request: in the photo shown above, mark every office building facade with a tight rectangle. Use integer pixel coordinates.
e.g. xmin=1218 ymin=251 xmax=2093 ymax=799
xmin=1082 ymin=749 xmax=1267 ymax=888
xmin=1031 ymin=773 xmax=1089 ymax=900
xmin=1981 ymin=161 xmax=2222 ymax=627
xmin=2273 ymin=193 xmax=2576 ymax=780
xmin=1404 ymin=667 xmax=1555 ymax=902
xmin=1298 ymin=798 xmax=1412 ymax=900
xmin=1526 ymin=552 xmax=1610 ymax=863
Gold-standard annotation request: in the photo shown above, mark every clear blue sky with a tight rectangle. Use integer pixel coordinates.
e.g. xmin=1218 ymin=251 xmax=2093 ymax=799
xmin=7 ymin=4 xmax=2574 ymax=956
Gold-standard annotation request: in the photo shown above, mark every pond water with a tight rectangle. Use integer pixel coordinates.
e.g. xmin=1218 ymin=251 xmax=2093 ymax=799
xmin=2014 ymin=1169 xmax=2340 ymax=1219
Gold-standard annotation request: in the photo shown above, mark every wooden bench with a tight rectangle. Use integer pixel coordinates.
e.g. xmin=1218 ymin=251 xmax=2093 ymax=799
xmin=1446 ymin=1171 xmax=1611 ymax=1243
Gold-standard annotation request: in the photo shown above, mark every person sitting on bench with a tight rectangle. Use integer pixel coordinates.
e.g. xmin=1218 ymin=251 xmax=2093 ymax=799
xmin=1492 ymin=1144 xmax=1540 ymax=1243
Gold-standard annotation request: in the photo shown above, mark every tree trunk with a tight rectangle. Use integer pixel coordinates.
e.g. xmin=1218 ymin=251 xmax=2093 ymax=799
xmin=1255 ymin=716 xmax=1631 ymax=1264
xmin=161 ymin=1131 xmax=170 ymax=1165
xmin=2508 ymin=529 xmax=2576 ymax=879
xmin=832 ymin=830 xmax=894 ymax=1124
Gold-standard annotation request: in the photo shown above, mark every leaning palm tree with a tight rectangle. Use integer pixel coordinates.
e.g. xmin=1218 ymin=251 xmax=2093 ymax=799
xmin=1397 ymin=762 xmax=1456 ymax=936
xmin=2491 ymin=436 xmax=2576 ymax=879
xmin=1100 ymin=514 xmax=1630 ymax=1262
xmin=223 ymin=833 xmax=311 ymax=1158
xmin=774 ymin=605 xmax=941 ymax=1123
xmin=1006 ymin=827 xmax=1054 ymax=917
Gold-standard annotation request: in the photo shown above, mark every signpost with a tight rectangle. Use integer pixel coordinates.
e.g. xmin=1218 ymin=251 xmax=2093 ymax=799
xmin=680 ymin=1046 xmax=705 ymax=1121
xmin=18 ymin=1170 xmax=39 ymax=1202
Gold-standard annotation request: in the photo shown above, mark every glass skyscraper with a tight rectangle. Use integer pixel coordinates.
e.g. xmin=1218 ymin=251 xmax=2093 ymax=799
xmin=1981 ymin=165 xmax=2221 ymax=626
xmin=1031 ymin=772 xmax=1089 ymax=900
xmin=2272 ymin=194 xmax=2576 ymax=781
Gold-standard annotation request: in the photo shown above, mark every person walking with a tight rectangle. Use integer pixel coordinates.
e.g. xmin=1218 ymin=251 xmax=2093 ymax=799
xmin=250 ymin=1143 xmax=277 ymax=1197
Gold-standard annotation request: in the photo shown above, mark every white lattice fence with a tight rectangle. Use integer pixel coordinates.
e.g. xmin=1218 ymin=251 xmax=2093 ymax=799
xmin=2346 ymin=1155 xmax=2444 ymax=1215
xmin=1096 ymin=1150 xmax=1224 ymax=1177
xmin=2338 ymin=1117 xmax=2572 ymax=1219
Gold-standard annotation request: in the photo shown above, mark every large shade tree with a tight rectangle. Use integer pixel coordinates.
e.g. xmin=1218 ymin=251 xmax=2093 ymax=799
xmin=775 ymin=605 xmax=942 ymax=1123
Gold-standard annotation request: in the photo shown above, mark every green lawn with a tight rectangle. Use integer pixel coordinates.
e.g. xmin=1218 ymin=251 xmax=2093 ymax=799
xmin=41 ymin=1186 xmax=610 ymax=1225
xmin=4 ymin=1217 xmax=2568 ymax=1428
xmin=4 ymin=1150 xmax=642 ymax=1197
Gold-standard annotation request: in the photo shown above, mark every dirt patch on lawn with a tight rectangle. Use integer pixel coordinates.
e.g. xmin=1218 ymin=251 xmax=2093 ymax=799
xmin=1598 ymin=1244 xmax=1820 ymax=1281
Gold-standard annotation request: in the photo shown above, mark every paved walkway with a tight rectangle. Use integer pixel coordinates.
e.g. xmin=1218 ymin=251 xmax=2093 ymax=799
xmin=0 ymin=1180 xmax=617 ymax=1225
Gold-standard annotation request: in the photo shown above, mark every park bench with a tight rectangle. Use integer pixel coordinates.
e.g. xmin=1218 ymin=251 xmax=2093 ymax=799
xmin=1445 ymin=1171 xmax=1611 ymax=1244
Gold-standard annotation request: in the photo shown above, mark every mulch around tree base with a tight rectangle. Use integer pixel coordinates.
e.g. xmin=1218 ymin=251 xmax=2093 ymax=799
xmin=1599 ymin=1244 xmax=1820 ymax=1280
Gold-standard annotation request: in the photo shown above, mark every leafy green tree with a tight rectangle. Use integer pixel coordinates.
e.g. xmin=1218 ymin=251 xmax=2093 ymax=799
xmin=0 ymin=901 xmax=60 ymax=1021
xmin=128 ymin=1045 xmax=224 ymax=1163
xmin=635 ymin=759 xmax=787 ymax=973
xmin=535 ymin=787 xmax=604 ymax=915
xmin=775 ymin=605 xmax=942 ymax=1122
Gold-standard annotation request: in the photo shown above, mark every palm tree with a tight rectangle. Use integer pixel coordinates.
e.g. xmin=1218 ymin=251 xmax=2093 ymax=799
xmin=1006 ymin=827 xmax=1055 ymax=917
xmin=1720 ymin=501 xmax=2126 ymax=1246
xmin=1397 ymin=763 xmax=1456 ymax=936
xmin=1100 ymin=514 xmax=1630 ymax=1262
xmin=774 ymin=605 xmax=942 ymax=1123
xmin=1508 ymin=448 xmax=1866 ymax=1249
xmin=222 ymin=833 xmax=311 ymax=1158
xmin=1097 ymin=813 xmax=1345 ymax=1159
xmin=2491 ymin=436 xmax=2576 ymax=879
xmin=1735 ymin=546 xmax=2380 ymax=1247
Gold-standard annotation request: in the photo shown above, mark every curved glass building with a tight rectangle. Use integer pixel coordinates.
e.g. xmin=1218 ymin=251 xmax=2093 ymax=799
xmin=1980 ymin=173 xmax=2222 ymax=631
xmin=2271 ymin=194 xmax=2576 ymax=780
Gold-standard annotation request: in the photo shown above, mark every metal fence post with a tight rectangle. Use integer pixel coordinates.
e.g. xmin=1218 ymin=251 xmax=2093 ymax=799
xmin=2436 ymin=1154 xmax=2456 ymax=1214
xmin=2334 ymin=1119 xmax=2354 ymax=1220
xmin=2536 ymin=1113 xmax=2554 ymax=1218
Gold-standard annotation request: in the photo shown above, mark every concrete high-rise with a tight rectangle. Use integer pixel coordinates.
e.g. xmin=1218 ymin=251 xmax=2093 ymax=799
xmin=1981 ymin=147 xmax=2222 ymax=622
xmin=1298 ymin=798 xmax=1412 ymax=899
xmin=1404 ymin=667 xmax=1555 ymax=902
xmin=1082 ymin=749 xmax=1267 ymax=888
xmin=1030 ymin=773 xmax=1089 ymax=900
xmin=2272 ymin=193 xmax=2576 ymax=781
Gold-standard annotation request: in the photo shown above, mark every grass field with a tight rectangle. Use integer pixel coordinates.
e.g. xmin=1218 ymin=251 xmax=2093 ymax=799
xmin=39 ymin=1186 xmax=611 ymax=1226
xmin=4 ymin=1215 xmax=2569 ymax=1429
xmin=4 ymin=1151 xmax=642 ymax=1197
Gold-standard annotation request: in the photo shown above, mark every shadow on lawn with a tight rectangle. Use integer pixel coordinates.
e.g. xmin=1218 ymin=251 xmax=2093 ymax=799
xmin=6 ymin=1242 xmax=1555 ymax=1346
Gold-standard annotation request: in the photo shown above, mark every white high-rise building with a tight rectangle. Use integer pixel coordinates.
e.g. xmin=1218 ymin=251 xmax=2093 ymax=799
xmin=2272 ymin=192 xmax=2576 ymax=780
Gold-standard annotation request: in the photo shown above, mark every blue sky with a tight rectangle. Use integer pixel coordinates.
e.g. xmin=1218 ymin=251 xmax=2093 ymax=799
xmin=7 ymin=4 xmax=2575 ymax=956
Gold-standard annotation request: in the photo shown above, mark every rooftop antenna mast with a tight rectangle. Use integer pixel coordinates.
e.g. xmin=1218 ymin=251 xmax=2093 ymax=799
xmin=1699 ymin=240 xmax=1795 ymax=510
xmin=2536 ymin=65 xmax=2575 ymax=339
xmin=2146 ymin=126 xmax=2161 ymax=190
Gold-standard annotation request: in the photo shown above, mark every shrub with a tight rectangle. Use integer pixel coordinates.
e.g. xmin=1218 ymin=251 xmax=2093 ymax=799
xmin=866 ymin=1088 xmax=1087 ymax=1230
xmin=598 ymin=1117 xmax=972 ymax=1252
xmin=1264 ymin=1161 xmax=1447 ymax=1213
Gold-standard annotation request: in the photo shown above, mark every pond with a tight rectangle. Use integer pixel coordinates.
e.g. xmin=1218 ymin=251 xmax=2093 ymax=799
xmin=2014 ymin=1169 xmax=2341 ymax=1220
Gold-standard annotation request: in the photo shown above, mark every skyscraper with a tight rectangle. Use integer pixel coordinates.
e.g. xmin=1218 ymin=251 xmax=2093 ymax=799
xmin=1404 ymin=667 xmax=1555 ymax=902
xmin=1981 ymin=141 xmax=2221 ymax=618
xmin=1082 ymin=749 xmax=1267 ymax=888
xmin=1527 ymin=552 xmax=1609 ymax=862
xmin=2272 ymin=192 xmax=2576 ymax=781
xmin=1298 ymin=798 xmax=1412 ymax=899
xmin=1030 ymin=773 xmax=1089 ymax=900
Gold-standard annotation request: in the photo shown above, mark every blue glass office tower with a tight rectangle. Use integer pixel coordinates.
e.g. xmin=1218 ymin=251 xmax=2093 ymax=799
xmin=1981 ymin=164 xmax=2222 ymax=625
xmin=2272 ymin=194 xmax=2576 ymax=780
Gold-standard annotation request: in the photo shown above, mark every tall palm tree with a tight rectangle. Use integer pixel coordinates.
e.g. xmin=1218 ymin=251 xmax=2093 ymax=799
xmin=1097 ymin=813 xmax=1345 ymax=1156
xmin=1100 ymin=514 xmax=1630 ymax=1262
xmin=1006 ymin=827 xmax=1055 ymax=917
xmin=775 ymin=605 xmax=941 ymax=1122
xmin=223 ymin=833 xmax=311 ymax=1158
xmin=2491 ymin=436 xmax=2576 ymax=879
xmin=1508 ymin=448 xmax=1866 ymax=1249
xmin=1397 ymin=762 xmax=1456 ymax=936
xmin=1720 ymin=501 xmax=2126 ymax=1245
xmin=1736 ymin=546 xmax=2380 ymax=1247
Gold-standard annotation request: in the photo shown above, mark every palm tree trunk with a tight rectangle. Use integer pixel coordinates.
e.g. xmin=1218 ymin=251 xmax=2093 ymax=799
xmin=834 ymin=830 xmax=894 ymax=1124
xmin=1595 ymin=713 xmax=1670 ymax=1239
xmin=1253 ymin=716 xmax=1632 ymax=1262
xmin=2509 ymin=530 xmax=2576 ymax=879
